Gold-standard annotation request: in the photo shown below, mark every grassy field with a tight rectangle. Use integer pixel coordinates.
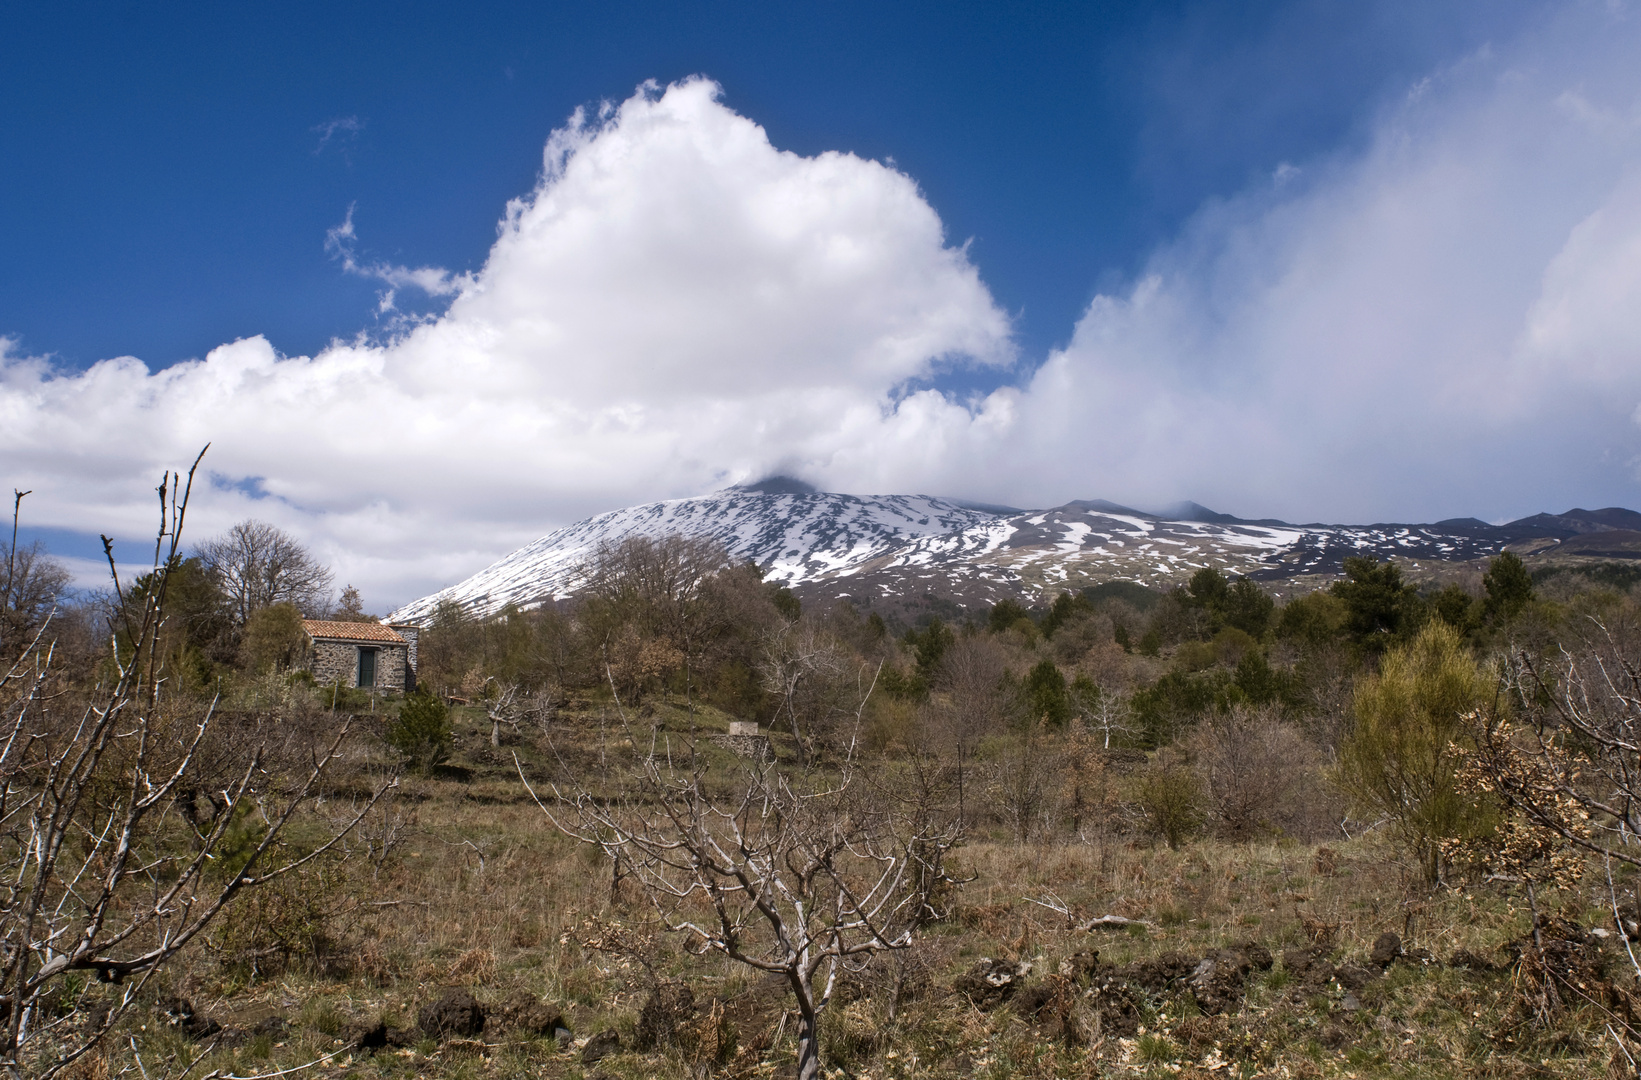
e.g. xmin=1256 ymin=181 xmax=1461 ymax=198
xmin=57 ymin=691 xmax=1638 ymax=1080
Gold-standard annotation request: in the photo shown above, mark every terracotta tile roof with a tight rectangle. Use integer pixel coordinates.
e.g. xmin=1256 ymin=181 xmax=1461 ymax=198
xmin=301 ymin=620 xmax=406 ymax=644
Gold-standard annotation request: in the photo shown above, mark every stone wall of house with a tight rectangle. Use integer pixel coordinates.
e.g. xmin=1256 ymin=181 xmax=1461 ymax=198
xmin=308 ymin=639 xmax=409 ymax=691
xmin=389 ymin=625 xmax=419 ymax=691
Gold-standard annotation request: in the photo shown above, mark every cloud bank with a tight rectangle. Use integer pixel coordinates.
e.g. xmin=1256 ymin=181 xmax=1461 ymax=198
xmin=1 ymin=78 xmax=1014 ymax=604
xmin=1007 ymin=2 xmax=1641 ymax=524
xmin=6 ymin=4 xmax=1641 ymax=607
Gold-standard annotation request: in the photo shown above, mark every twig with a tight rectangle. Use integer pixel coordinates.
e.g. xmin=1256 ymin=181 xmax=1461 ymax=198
xmin=1608 ymin=1025 xmax=1638 ymax=1074
xmin=1079 ymin=914 xmax=1154 ymax=932
xmin=198 ymin=1044 xmax=350 ymax=1079
xmin=1022 ymin=893 xmax=1071 ymax=917
xmin=1608 ymin=855 xmax=1641 ymax=981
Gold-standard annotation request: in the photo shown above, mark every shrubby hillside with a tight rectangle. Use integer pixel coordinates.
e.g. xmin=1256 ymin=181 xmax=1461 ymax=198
xmin=12 ymin=497 xmax=1641 ymax=1078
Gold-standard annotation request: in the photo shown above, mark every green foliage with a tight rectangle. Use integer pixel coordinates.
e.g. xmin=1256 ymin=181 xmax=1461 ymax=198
xmin=1186 ymin=567 xmax=1231 ymax=611
xmin=1331 ymin=557 xmax=1425 ymax=652
xmin=209 ymin=802 xmax=271 ymax=880
xmin=1228 ymin=649 xmax=1287 ymax=708
xmin=1277 ymin=590 xmax=1348 ymax=647
xmin=1429 ymin=584 xmax=1478 ymax=634
xmin=1223 ymin=577 xmax=1276 ymax=637
xmin=238 ymin=601 xmax=306 ymax=674
xmin=121 ymin=555 xmax=237 ymax=689
xmin=1039 ymin=590 xmax=1093 ymax=638
xmin=205 ymin=863 xmax=343 ymax=979
xmin=987 ymin=599 xmax=1031 ymax=634
xmin=1531 ymin=561 xmax=1641 ymax=593
xmin=1176 ymin=568 xmax=1277 ymax=640
xmin=1134 ymin=760 xmax=1205 ymax=850
xmin=1082 ymin=580 xmax=1161 ymax=611
xmin=1021 ymin=659 xmax=1070 ymax=728
xmin=333 ymin=584 xmax=377 ymax=621
xmin=903 ymin=618 xmax=953 ymax=677
xmin=877 ymin=665 xmax=929 ymax=702
xmin=706 ymin=659 xmax=764 ymax=717
xmin=1131 ymin=670 xmax=1221 ymax=747
xmin=387 ymin=691 xmax=453 ymax=774
xmin=767 ymin=584 xmax=802 ymax=622
xmin=1482 ymin=551 xmax=1534 ymax=625
xmin=1336 ymin=621 xmax=1496 ymax=881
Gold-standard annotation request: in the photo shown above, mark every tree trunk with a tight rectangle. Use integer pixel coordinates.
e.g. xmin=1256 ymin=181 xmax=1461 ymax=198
xmin=794 ymin=1007 xmax=821 ymax=1080
xmin=787 ymin=970 xmax=822 ymax=1080
xmin=491 ymin=718 xmax=500 ymax=747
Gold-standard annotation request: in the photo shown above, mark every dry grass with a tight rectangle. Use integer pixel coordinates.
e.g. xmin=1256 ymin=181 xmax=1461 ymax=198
xmin=49 ymin=693 xmax=1637 ymax=1079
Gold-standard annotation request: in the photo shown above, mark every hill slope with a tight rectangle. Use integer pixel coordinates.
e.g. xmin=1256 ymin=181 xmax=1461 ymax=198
xmin=390 ymin=489 xmax=1641 ymax=623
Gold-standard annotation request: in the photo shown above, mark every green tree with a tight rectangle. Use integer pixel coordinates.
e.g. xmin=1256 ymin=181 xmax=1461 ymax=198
xmin=1481 ymin=550 xmax=1534 ymax=626
xmin=767 ymin=583 xmax=802 ymax=622
xmin=1229 ymin=649 xmax=1286 ymax=708
xmin=1040 ymin=590 xmax=1093 ymax=638
xmin=987 ymin=599 xmax=1032 ymax=634
xmin=1130 ymin=670 xmax=1221 ymax=747
xmin=1186 ymin=567 xmax=1231 ymax=612
xmin=1222 ymin=577 xmax=1275 ymax=638
xmin=1134 ymin=758 xmax=1206 ymax=850
xmin=1331 ymin=557 xmax=1424 ymax=652
xmin=1277 ymin=590 xmax=1348 ymax=648
xmin=1429 ymin=584 xmax=1477 ymax=634
xmin=121 ymin=556 xmax=236 ymax=691
xmin=1336 ymin=621 xmax=1495 ymax=882
xmin=1021 ymin=659 xmax=1070 ymax=728
xmin=332 ymin=584 xmax=378 ymax=622
xmin=237 ymin=602 xmax=307 ymax=674
xmin=904 ymin=618 xmax=954 ymax=678
xmin=387 ymin=692 xmax=454 ymax=775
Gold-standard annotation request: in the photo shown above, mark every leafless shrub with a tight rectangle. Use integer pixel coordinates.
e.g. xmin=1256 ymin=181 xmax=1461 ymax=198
xmin=0 ymin=454 xmax=394 ymax=1078
xmin=759 ymin=621 xmax=872 ymax=764
xmin=929 ymin=635 xmax=1009 ymax=824
xmin=1 ymin=492 xmax=71 ymax=661
xmin=1187 ymin=707 xmax=1341 ymax=842
xmin=524 ymin=671 xmax=961 ymax=1080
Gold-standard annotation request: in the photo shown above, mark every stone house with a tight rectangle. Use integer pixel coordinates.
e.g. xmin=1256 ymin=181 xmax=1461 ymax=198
xmin=301 ymin=620 xmax=419 ymax=692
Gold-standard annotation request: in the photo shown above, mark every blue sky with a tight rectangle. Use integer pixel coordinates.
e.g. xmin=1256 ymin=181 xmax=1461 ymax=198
xmin=5 ymin=1 xmax=1533 ymax=371
xmin=4 ymin=0 xmax=1639 ymax=608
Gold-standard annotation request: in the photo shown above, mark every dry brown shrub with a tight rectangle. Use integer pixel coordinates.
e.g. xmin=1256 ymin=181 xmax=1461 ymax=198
xmin=1187 ymin=706 xmax=1341 ymax=842
xmin=443 ymin=946 xmax=498 ymax=986
xmin=60 ymin=1056 xmax=110 ymax=1080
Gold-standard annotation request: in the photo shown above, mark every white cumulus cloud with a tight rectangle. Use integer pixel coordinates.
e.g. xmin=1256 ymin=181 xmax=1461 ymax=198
xmin=1 ymin=78 xmax=1016 ymax=607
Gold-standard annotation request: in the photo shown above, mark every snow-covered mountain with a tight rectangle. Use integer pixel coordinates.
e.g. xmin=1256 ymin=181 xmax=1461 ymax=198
xmin=389 ymin=481 xmax=1638 ymax=624
xmin=389 ymin=481 xmax=1003 ymax=623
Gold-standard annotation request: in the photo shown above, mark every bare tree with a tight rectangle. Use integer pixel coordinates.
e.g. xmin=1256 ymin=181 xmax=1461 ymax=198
xmin=484 ymin=678 xmax=522 ymax=747
xmin=758 ymin=620 xmax=867 ymax=765
xmin=2 ymin=491 xmax=71 ymax=660
xmin=583 ymin=534 xmax=733 ymax=708
xmin=931 ymin=634 xmax=1008 ymax=824
xmin=523 ymin=683 xmax=960 ymax=1080
xmin=1072 ymin=677 xmax=1135 ymax=749
xmin=0 ymin=455 xmax=393 ymax=1078
xmin=194 ymin=518 xmax=334 ymax=626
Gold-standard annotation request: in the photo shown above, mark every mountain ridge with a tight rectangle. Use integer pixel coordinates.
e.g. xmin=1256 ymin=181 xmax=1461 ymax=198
xmin=388 ymin=490 xmax=1640 ymax=624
